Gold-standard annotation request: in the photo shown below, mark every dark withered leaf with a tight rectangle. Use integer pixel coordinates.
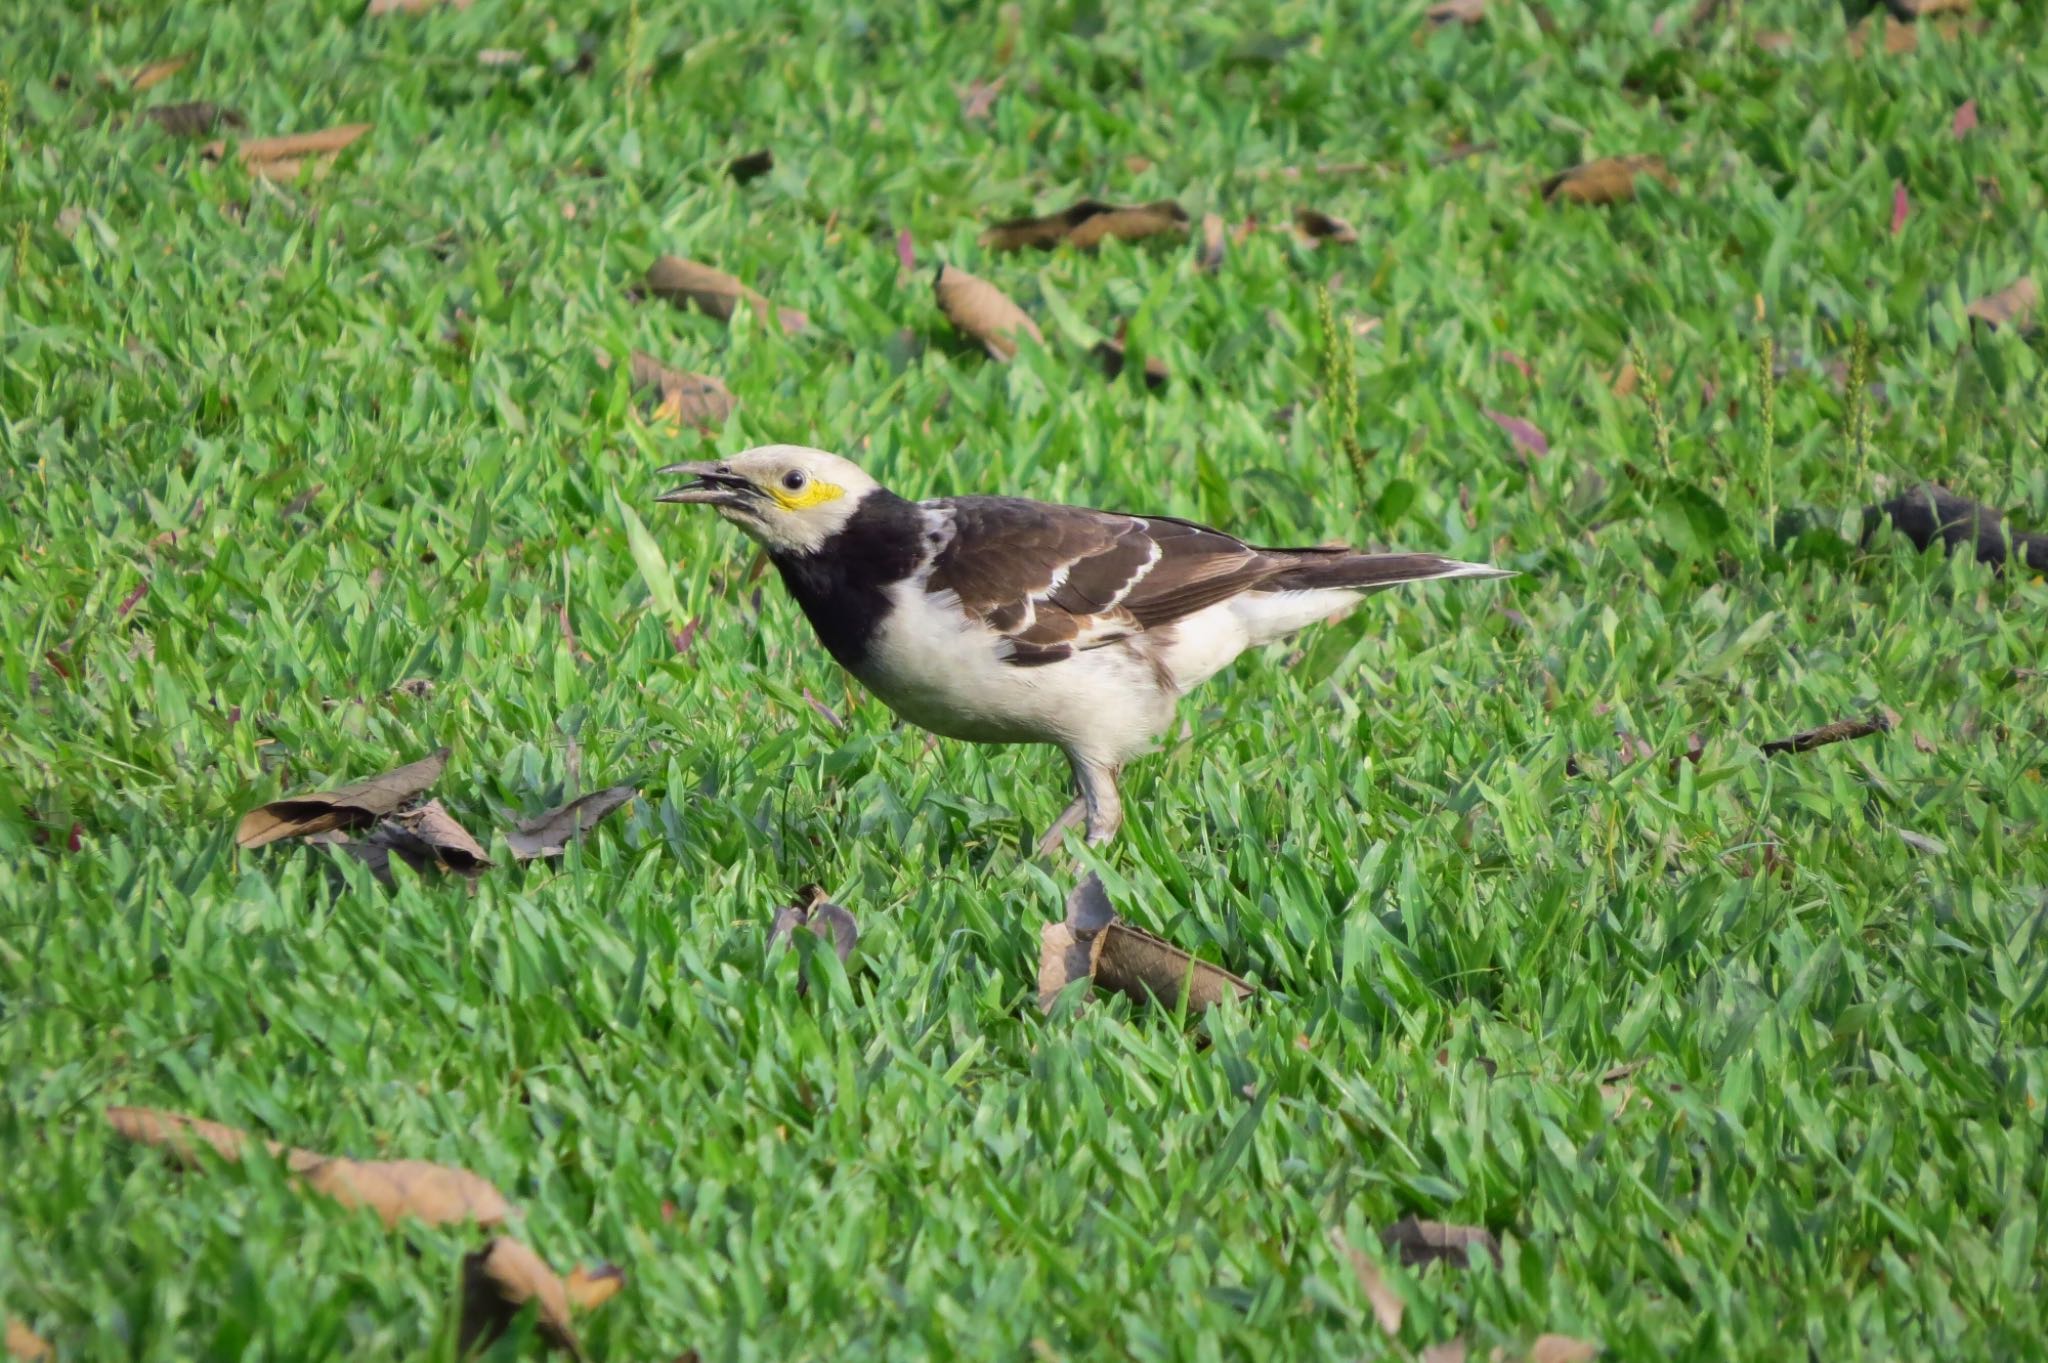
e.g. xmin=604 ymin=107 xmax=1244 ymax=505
xmin=728 ymin=149 xmax=774 ymax=183
xmin=236 ymin=748 xmax=449 ymax=849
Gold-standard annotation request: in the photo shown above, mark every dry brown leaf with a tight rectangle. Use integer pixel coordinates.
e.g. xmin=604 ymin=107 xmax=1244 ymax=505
xmin=129 ymin=56 xmax=190 ymax=93
xmin=1542 ymin=155 xmax=1675 ymax=206
xmin=235 ymin=747 xmax=449 ymax=849
xmin=1526 ymin=1335 xmax=1600 ymax=1363
xmin=728 ymin=149 xmax=774 ymax=184
xmin=205 ymin=123 xmax=371 ymax=165
xmin=365 ymin=0 xmax=474 ymax=13
xmin=1038 ymin=920 xmax=1100 ymax=1011
xmin=629 ymin=350 xmax=738 ymax=432
xmin=460 ymin=1238 xmax=582 ymax=1359
xmin=144 ymin=101 xmax=246 ymax=137
xmin=1092 ymin=333 xmax=1169 ymax=391
xmin=5 ymin=1320 xmax=51 ymax=1363
xmin=108 ymin=1105 xmax=513 ymax=1228
xmin=957 ymin=75 xmax=1006 ymax=121
xmin=1064 ymin=201 xmax=1190 ymax=250
xmin=1428 ymin=0 xmax=1485 ymax=24
xmin=768 ymin=884 xmax=859 ymax=965
xmin=1759 ymin=711 xmax=1896 ymax=756
xmin=1295 ymin=207 xmax=1359 ymax=244
xmin=934 ymin=263 xmax=1043 ymax=361
xmin=505 ymin=784 xmax=637 ymax=861
xmin=563 ymin=1264 xmax=625 ymax=1312
xmin=1095 ymin=923 xmax=1252 ymax=1012
xmin=980 ymin=200 xmax=1112 ymax=251
xmin=1332 ymin=1230 xmax=1404 ymax=1336
xmin=391 ymin=798 xmax=491 ymax=872
xmin=1964 ymin=277 xmax=2038 ymax=333
xmin=1847 ymin=16 xmax=1921 ymax=56
xmin=1196 ymin=212 xmax=1226 ymax=272
xmin=1381 ymin=1217 xmax=1503 ymax=1268
xmin=645 ymin=255 xmax=807 ymax=334
xmin=1423 ymin=1341 xmax=1470 ymax=1363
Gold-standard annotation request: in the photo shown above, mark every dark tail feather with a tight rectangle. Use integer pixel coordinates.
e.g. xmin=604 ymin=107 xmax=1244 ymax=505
xmin=1266 ymin=551 xmax=1512 ymax=592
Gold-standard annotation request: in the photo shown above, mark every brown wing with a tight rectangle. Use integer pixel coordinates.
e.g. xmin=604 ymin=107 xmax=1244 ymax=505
xmin=924 ymin=497 xmax=1283 ymax=666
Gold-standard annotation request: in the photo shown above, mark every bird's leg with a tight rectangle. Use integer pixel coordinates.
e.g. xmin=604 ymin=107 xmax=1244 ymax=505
xmin=1077 ymin=762 xmax=1123 ymax=846
xmin=1034 ymin=794 xmax=1089 ymax=857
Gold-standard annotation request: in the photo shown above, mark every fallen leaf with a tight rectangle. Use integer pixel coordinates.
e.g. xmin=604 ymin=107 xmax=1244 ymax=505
xmin=1963 ymin=277 xmax=2038 ymax=334
xmin=1863 ymin=485 xmax=2048 ymax=571
xmin=477 ymin=48 xmax=524 ymax=67
xmin=129 ymin=55 xmax=190 ymax=93
xmin=5 ymin=1320 xmax=51 ymax=1363
xmin=645 ymin=255 xmax=807 ymax=334
xmin=1484 ymin=409 xmax=1549 ymax=459
xmin=144 ymin=101 xmax=245 ymax=136
xmin=1759 ymin=710 xmax=1896 ymax=756
xmin=1527 ymin=1336 xmax=1600 ymax=1363
xmin=106 ymin=1106 xmax=512 ymax=1228
xmin=1381 ymin=1217 xmax=1503 ymax=1268
xmin=118 ymin=578 xmax=149 ymax=617
xmin=1423 ymin=1341 xmax=1469 ymax=1363
xmin=980 ymin=199 xmax=1187 ymax=252
xmin=1196 ymin=212 xmax=1226 ymax=272
xmin=727 ymin=149 xmax=773 ymax=184
xmin=1093 ymin=333 xmax=1169 ymax=391
xmin=1541 ymin=155 xmax=1675 ymax=206
xmin=1295 ymin=207 xmax=1358 ymax=244
xmin=1952 ymin=99 xmax=1977 ymax=138
xmin=1753 ymin=29 xmax=1797 ymax=51
xmin=768 ymin=884 xmax=859 ymax=966
xmin=1064 ymin=200 xmax=1190 ymax=250
xmin=505 ymin=785 xmax=637 ymax=861
xmin=365 ymin=0 xmax=474 ymax=13
xmin=204 ymin=123 xmax=371 ymax=166
xmin=628 ymin=350 xmax=738 ymax=432
xmin=460 ymin=1238 xmax=582 ymax=1359
xmin=957 ymin=75 xmax=1005 ymax=121
xmin=1848 ymin=15 xmax=1922 ymax=56
xmin=1043 ymin=876 xmax=1253 ymax=1014
xmin=1890 ymin=180 xmax=1910 ymax=236
xmin=934 ymin=263 xmax=1043 ymax=361
xmin=1428 ymin=0 xmax=1485 ymax=22
xmin=563 ymin=1264 xmax=625 ymax=1312
xmin=235 ymin=747 xmax=450 ymax=849
xmin=392 ymin=798 xmax=491 ymax=872
xmin=1332 ymin=1230 xmax=1404 ymax=1336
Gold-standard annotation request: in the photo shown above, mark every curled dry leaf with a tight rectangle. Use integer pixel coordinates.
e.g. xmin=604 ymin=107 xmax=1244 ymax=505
xmin=629 ymin=350 xmax=738 ymax=432
xmin=1381 ymin=1217 xmax=1503 ymax=1269
xmin=1295 ymin=207 xmax=1358 ymax=244
xmin=1423 ymin=1341 xmax=1469 ymax=1363
xmin=934 ymin=263 xmax=1043 ymax=361
xmin=768 ymin=884 xmax=859 ymax=965
xmin=1093 ymin=323 xmax=1169 ymax=391
xmin=1526 ymin=1335 xmax=1600 ymax=1363
xmin=562 ymin=1264 xmax=625 ymax=1312
xmin=1038 ymin=873 xmax=1254 ymax=1014
xmin=1964 ymin=277 xmax=2038 ymax=334
xmin=1331 ymin=1230 xmax=1404 ymax=1336
xmin=727 ymin=148 xmax=774 ymax=183
xmin=646 ymin=255 xmax=808 ymax=334
xmin=1196 ymin=212 xmax=1226 ymax=272
xmin=1759 ymin=710 xmax=1896 ymax=756
xmin=366 ymin=0 xmax=474 ymax=14
xmin=460 ymin=1238 xmax=582 ymax=1359
xmin=106 ymin=1105 xmax=513 ymax=1228
xmin=980 ymin=199 xmax=1188 ymax=252
xmin=1428 ymin=0 xmax=1485 ymax=23
xmin=204 ymin=123 xmax=371 ymax=167
xmin=5 ymin=1319 xmax=52 ymax=1363
xmin=1484 ymin=409 xmax=1548 ymax=460
xmin=1863 ymin=485 xmax=2048 ymax=571
xmin=236 ymin=747 xmax=449 ymax=849
xmin=505 ymin=785 xmax=637 ymax=860
xmin=392 ymin=799 xmax=491 ymax=872
xmin=144 ymin=102 xmax=246 ymax=137
xmin=129 ymin=55 xmax=190 ymax=93
xmin=1541 ymin=155 xmax=1675 ymax=206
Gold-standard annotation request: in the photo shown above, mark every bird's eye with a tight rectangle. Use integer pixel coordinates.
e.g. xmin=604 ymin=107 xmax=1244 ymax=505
xmin=781 ymin=469 xmax=808 ymax=492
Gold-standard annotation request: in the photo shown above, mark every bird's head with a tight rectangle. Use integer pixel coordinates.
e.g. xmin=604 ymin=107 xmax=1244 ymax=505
xmin=654 ymin=444 xmax=882 ymax=556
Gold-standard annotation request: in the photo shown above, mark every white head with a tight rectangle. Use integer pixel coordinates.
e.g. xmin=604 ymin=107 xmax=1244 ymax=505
xmin=654 ymin=444 xmax=884 ymax=556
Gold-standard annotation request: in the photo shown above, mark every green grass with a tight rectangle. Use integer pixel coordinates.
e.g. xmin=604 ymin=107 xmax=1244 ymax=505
xmin=5 ymin=1 xmax=2048 ymax=1359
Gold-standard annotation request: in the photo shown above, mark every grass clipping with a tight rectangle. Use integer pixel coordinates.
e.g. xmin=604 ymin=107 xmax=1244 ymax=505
xmin=1038 ymin=874 xmax=1253 ymax=1015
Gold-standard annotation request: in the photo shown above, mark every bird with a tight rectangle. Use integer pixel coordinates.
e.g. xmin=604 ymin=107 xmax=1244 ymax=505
xmin=655 ymin=445 xmax=1510 ymax=854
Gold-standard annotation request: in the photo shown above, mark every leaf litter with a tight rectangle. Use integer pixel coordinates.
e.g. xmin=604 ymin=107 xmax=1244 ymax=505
xmin=1541 ymin=155 xmax=1675 ymax=206
xmin=460 ymin=1238 xmax=583 ymax=1358
xmin=505 ymin=785 xmax=638 ymax=860
xmin=204 ymin=123 xmax=372 ymax=180
xmin=646 ymin=254 xmax=808 ymax=334
xmin=236 ymin=747 xmax=449 ymax=849
xmin=980 ymin=199 xmax=1189 ymax=252
xmin=934 ymin=263 xmax=1043 ymax=360
xmin=628 ymin=349 xmax=738 ymax=432
xmin=1381 ymin=1216 xmax=1503 ymax=1268
xmin=1295 ymin=207 xmax=1358 ymax=244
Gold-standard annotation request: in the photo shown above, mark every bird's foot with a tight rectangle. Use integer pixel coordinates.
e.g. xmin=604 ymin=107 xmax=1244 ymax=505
xmin=1035 ymin=797 xmax=1088 ymax=858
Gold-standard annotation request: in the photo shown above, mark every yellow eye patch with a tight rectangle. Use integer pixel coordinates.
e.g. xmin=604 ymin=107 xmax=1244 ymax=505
xmin=768 ymin=478 xmax=845 ymax=511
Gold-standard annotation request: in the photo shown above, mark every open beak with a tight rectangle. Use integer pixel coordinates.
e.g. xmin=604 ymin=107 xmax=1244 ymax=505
xmin=654 ymin=461 xmax=757 ymax=507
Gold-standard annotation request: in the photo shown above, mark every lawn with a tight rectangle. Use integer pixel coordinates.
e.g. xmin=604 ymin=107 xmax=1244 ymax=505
xmin=4 ymin=0 xmax=2047 ymax=1359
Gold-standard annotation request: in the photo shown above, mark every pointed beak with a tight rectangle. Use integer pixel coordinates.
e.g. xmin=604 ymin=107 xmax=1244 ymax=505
xmin=654 ymin=461 xmax=755 ymax=506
